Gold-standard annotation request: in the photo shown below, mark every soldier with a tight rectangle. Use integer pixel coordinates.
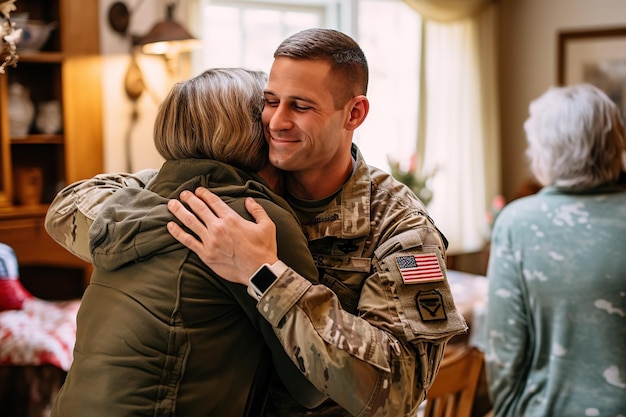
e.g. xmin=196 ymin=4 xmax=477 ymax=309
xmin=167 ymin=29 xmax=467 ymax=416
xmin=46 ymin=29 xmax=467 ymax=416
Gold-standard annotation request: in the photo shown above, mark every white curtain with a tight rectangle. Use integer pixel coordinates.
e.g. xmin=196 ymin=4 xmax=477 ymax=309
xmin=405 ymin=0 xmax=500 ymax=254
xmin=403 ymin=0 xmax=492 ymax=21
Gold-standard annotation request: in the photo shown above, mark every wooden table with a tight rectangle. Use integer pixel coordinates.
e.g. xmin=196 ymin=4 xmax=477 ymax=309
xmin=445 ymin=270 xmax=492 ymax=416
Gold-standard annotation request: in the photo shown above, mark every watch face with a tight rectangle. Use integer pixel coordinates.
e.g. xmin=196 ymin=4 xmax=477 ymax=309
xmin=252 ymin=265 xmax=276 ymax=293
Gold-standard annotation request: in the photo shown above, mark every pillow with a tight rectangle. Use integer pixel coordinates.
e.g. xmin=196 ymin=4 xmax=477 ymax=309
xmin=0 ymin=243 xmax=33 ymax=311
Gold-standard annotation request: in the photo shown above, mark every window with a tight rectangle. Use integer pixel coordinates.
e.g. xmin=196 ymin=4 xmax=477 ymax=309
xmin=189 ymin=0 xmax=421 ymax=173
xmin=191 ymin=1 xmax=329 ymax=74
xmin=355 ymin=0 xmax=421 ymax=171
xmin=187 ymin=0 xmax=498 ymax=255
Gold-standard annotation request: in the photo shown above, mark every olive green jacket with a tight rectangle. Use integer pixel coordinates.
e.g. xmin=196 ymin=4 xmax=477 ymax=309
xmin=49 ymin=159 xmax=324 ymax=417
xmin=46 ymin=145 xmax=468 ymax=417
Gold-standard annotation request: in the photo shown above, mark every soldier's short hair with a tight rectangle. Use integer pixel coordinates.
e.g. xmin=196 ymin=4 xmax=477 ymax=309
xmin=274 ymin=28 xmax=369 ymax=109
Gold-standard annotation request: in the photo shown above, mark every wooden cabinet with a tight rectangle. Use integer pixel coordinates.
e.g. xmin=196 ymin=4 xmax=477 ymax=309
xmin=0 ymin=0 xmax=102 ymax=295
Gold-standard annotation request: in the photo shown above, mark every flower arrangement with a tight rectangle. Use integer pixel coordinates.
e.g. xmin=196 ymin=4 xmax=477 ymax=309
xmin=0 ymin=0 xmax=20 ymax=74
xmin=388 ymin=153 xmax=437 ymax=206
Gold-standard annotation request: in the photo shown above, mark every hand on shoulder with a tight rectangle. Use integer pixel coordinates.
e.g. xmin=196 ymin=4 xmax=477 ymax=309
xmin=167 ymin=187 xmax=279 ymax=285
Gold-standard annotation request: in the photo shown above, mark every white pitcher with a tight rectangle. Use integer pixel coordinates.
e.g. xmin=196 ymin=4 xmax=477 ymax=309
xmin=8 ymin=82 xmax=35 ymax=137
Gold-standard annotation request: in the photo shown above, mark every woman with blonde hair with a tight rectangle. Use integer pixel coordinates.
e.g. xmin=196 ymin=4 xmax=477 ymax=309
xmin=50 ymin=68 xmax=323 ymax=417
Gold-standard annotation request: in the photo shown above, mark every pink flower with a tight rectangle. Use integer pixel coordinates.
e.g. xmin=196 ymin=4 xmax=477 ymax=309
xmin=492 ymin=195 xmax=506 ymax=211
xmin=487 ymin=194 xmax=506 ymax=231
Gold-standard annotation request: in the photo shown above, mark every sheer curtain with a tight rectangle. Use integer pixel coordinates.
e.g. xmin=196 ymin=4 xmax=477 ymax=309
xmin=405 ymin=0 xmax=500 ymax=254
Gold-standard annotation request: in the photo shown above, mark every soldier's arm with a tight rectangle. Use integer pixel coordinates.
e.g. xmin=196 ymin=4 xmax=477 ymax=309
xmin=167 ymin=189 xmax=467 ymax=417
xmin=44 ymin=169 xmax=157 ymax=261
xmin=257 ymin=229 xmax=467 ymax=417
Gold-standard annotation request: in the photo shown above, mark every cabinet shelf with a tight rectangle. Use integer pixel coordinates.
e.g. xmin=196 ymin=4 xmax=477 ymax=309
xmin=17 ymin=51 xmax=64 ymax=64
xmin=0 ymin=0 xmax=102 ymax=294
xmin=0 ymin=203 xmax=49 ymax=219
xmin=10 ymin=134 xmax=64 ymax=144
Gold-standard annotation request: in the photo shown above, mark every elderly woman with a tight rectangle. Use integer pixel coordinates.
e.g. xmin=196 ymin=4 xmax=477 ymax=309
xmin=485 ymin=83 xmax=626 ymax=416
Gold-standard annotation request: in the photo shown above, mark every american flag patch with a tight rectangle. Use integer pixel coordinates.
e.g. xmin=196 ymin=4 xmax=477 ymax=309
xmin=396 ymin=253 xmax=444 ymax=284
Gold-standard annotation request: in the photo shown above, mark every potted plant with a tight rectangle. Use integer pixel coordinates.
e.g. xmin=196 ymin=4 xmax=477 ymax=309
xmin=388 ymin=153 xmax=437 ymax=206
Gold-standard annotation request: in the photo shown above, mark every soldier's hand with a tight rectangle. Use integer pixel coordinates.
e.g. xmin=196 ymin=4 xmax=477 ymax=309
xmin=167 ymin=187 xmax=278 ymax=285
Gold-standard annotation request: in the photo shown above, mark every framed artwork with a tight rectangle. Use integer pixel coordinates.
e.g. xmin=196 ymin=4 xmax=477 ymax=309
xmin=557 ymin=26 xmax=626 ymax=121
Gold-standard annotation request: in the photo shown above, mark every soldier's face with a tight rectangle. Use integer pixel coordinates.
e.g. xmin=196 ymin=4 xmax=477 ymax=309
xmin=262 ymin=57 xmax=353 ymax=181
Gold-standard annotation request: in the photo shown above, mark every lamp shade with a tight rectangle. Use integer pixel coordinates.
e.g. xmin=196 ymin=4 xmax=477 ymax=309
xmin=135 ymin=4 xmax=200 ymax=56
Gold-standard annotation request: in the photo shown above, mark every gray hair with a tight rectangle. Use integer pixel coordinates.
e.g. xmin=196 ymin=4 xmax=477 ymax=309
xmin=524 ymin=83 xmax=626 ymax=189
xmin=154 ymin=68 xmax=268 ymax=172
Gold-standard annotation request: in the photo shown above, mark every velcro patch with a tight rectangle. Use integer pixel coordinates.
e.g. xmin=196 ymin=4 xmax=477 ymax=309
xmin=416 ymin=290 xmax=447 ymax=321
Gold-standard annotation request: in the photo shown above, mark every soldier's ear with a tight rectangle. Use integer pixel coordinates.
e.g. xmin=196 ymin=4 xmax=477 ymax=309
xmin=345 ymin=95 xmax=368 ymax=131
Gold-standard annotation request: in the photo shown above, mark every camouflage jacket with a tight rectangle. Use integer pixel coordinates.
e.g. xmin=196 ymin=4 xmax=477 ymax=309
xmin=259 ymin=145 xmax=467 ymax=417
xmin=44 ymin=145 xmax=467 ymax=417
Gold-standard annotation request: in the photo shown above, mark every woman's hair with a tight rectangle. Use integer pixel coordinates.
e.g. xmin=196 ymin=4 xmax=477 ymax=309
xmin=524 ymin=83 xmax=626 ymax=189
xmin=154 ymin=68 xmax=268 ymax=172
xmin=274 ymin=28 xmax=368 ymax=109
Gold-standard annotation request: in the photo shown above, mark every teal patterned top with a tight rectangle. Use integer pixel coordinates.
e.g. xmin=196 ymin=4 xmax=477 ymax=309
xmin=485 ymin=185 xmax=626 ymax=416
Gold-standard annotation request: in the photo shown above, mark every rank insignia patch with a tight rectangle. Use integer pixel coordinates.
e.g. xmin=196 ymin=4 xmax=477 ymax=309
xmin=416 ymin=290 xmax=447 ymax=321
xmin=396 ymin=253 xmax=444 ymax=284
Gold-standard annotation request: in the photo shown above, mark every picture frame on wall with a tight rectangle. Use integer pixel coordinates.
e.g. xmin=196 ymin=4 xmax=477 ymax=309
xmin=557 ymin=26 xmax=626 ymax=122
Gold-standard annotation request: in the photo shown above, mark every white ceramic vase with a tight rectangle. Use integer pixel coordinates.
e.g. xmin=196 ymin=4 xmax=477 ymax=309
xmin=36 ymin=100 xmax=62 ymax=134
xmin=8 ymin=83 xmax=35 ymax=137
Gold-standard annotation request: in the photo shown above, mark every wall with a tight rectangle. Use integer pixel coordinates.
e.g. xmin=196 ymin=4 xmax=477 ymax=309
xmin=98 ymin=0 xmax=185 ymax=173
xmin=97 ymin=0 xmax=626 ymax=187
xmin=498 ymin=0 xmax=626 ymax=201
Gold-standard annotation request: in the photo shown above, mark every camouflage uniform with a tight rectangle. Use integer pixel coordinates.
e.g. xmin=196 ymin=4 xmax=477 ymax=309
xmin=45 ymin=169 xmax=158 ymax=263
xmin=45 ymin=145 xmax=467 ymax=417
xmin=259 ymin=145 xmax=466 ymax=417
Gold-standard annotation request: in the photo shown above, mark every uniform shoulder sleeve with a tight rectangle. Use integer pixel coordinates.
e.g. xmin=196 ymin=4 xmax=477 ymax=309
xmin=373 ymin=228 xmax=467 ymax=344
xmin=45 ymin=169 xmax=157 ymax=261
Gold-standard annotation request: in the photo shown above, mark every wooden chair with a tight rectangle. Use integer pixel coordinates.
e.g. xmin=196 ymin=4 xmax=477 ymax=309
xmin=423 ymin=346 xmax=485 ymax=417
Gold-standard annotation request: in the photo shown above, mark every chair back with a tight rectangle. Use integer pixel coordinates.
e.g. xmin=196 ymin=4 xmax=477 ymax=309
xmin=423 ymin=346 xmax=484 ymax=417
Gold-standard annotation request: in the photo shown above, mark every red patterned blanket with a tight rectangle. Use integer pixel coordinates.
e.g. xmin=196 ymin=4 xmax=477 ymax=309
xmin=0 ymin=298 xmax=80 ymax=371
